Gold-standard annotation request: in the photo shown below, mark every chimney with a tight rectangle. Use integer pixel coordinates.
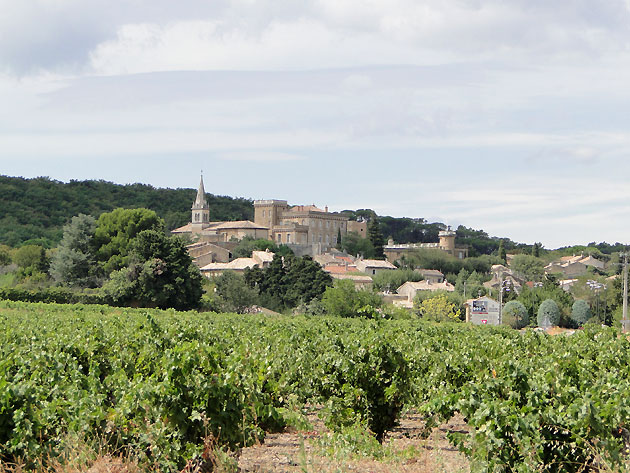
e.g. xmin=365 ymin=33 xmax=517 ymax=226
xmin=325 ymin=206 xmax=328 ymax=212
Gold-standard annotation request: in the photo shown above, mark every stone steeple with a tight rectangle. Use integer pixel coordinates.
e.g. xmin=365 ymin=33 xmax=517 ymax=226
xmin=191 ymin=174 xmax=210 ymax=231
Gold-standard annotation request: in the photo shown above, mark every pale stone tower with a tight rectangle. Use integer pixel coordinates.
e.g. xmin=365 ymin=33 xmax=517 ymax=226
xmin=191 ymin=174 xmax=210 ymax=233
xmin=438 ymin=226 xmax=456 ymax=255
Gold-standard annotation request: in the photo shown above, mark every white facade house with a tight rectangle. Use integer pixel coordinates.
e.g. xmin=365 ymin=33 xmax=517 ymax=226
xmin=465 ymin=296 xmax=501 ymax=326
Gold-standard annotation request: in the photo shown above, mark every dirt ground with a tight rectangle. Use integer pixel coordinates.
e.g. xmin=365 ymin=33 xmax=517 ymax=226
xmin=237 ymin=410 xmax=470 ymax=473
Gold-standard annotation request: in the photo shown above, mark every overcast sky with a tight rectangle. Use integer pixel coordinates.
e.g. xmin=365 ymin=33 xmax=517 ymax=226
xmin=2 ymin=0 xmax=630 ymax=249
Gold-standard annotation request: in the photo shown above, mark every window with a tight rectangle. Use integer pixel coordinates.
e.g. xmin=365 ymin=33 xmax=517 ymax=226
xmin=373 ymin=269 xmax=376 ymax=275
xmin=287 ymin=234 xmax=291 ymax=243
xmin=194 ymin=213 xmax=199 ymax=222
xmin=277 ymin=234 xmax=282 ymax=242
xmin=262 ymin=210 xmax=266 ymax=217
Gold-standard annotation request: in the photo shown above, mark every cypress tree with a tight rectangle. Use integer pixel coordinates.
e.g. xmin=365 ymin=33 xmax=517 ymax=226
xmin=498 ymin=240 xmax=507 ymax=263
xmin=368 ymin=218 xmax=385 ymax=260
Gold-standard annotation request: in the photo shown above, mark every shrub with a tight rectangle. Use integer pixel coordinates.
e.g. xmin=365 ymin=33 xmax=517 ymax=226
xmin=502 ymin=300 xmax=529 ymax=329
xmin=571 ymin=299 xmax=592 ymax=327
xmin=415 ymin=294 xmax=461 ymax=322
xmin=321 ymin=280 xmax=383 ymax=318
xmin=537 ymin=299 xmax=560 ymax=327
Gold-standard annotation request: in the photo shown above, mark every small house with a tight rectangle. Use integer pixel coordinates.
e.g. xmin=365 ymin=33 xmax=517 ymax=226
xmin=465 ymin=296 xmax=500 ymax=326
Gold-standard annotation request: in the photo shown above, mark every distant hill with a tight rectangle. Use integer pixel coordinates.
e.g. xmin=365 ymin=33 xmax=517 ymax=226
xmin=8 ymin=175 xmax=617 ymax=256
xmin=0 ymin=176 xmax=254 ymax=247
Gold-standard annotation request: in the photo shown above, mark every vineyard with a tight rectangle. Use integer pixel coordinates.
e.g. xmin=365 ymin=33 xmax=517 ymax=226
xmin=1 ymin=301 xmax=630 ymax=472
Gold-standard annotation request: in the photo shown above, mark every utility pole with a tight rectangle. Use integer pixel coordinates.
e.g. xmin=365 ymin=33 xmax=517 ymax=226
xmin=498 ymin=278 xmax=504 ymax=326
xmin=623 ymin=253 xmax=629 ymax=333
xmin=499 ymin=279 xmax=503 ymax=325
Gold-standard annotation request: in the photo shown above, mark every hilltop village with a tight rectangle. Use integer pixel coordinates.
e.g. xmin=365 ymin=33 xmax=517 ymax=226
xmin=170 ymin=175 xmax=618 ymax=328
xmin=0 ymin=174 xmax=624 ymax=331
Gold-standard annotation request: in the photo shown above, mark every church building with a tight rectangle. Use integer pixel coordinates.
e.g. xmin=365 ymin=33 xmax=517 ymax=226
xmin=171 ymin=175 xmax=269 ymax=243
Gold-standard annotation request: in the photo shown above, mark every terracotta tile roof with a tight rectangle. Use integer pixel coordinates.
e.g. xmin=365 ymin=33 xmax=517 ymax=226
xmin=213 ymin=220 xmax=268 ymax=230
xmin=287 ymin=205 xmax=326 ymax=213
xmin=201 ymin=258 xmax=258 ymax=272
xmin=172 ymin=223 xmax=192 ymax=233
xmin=324 ymin=265 xmax=359 ymax=274
xmin=336 ymin=256 xmax=354 ymax=263
xmin=357 ymin=259 xmax=397 ymax=269
xmin=397 ymin=280 xmax=455 ymax=293
xmin=331 ymin=274 xmax=373 ymax=283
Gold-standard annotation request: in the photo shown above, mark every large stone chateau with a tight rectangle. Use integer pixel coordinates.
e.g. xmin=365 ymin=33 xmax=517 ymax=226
xmin=172 ymin=175 xmax=358 ymax=259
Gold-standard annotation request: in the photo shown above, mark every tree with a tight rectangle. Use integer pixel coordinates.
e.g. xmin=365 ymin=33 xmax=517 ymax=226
xmin=570 ymin=299 xmax=592 ymax=327
xmin=336 ymin=227 xmax=342 ymax=250
xmin=502 ymin=300 xmax=528 ymax=329
xmin=321 ymin=279 xmax=383 ymax=318
xmin=510 ymin=254 xmax=544 ymax=282
xmin=0 ymin=245 xmax=12 ymax=266
xmin=368 ymin=218 xmax=385 ymax=259
xmin=93 ymin=208 xmax=164 ymax=274
xmin=537 ymin=299 xmax=560 ymax=327
xmin=341 ymin=231 xmax=375 ymax=258
xmin=214 ymin=271 xmax=259 ymax=313
xmin=13 ymin=244 xmax=48 ymax=271
xmin=498 ymin=240 xmax=506 ymax=263
xmin=454 ymin=269 xmax=488 ymax=298
xmin=231 ymin=236 xmax=293 ymax=259
xmin=103 ymin=230 xmax=203 ymax=310
xmin=283 ymin=256 xmax=333 ymax=307
xmin=532 ymin=242 xmax=542 ymax=258
xmin=244 ymin=254 xmax=332 ymax=311
xmin=416 ymin=294 xmax=461 ymax=322
xmin=372 ymin=269 xmax=422 ymax=292
xmin=49 ymin=214 xmax=101 ymax=288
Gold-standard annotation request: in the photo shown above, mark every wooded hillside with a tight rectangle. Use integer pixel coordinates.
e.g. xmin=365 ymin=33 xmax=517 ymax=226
xmin=0 ymin=176 xmax=254 ymax=247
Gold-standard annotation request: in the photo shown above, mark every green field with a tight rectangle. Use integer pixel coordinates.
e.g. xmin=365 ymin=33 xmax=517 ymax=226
xmin=1 ymin=301 xmax=629 ymax=472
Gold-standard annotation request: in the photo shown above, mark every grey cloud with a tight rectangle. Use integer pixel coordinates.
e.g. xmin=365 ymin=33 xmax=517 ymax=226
xmin=3 ymin=0 xmax=630 ymax=75
xmin=0 ymin=1 xmax=228 ymax=74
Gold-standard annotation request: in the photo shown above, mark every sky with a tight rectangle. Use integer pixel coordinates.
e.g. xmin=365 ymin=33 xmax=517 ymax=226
xmin=1 ymin=0 xmax=630 ymax=249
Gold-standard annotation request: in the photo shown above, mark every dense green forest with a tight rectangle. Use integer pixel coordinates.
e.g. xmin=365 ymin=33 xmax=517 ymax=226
xmin=0 ymin=176 xmax=254 ymax=247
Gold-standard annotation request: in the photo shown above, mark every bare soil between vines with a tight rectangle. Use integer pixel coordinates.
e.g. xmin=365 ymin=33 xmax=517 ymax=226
xmin=237 ymin=410 xmax=470 ymax=473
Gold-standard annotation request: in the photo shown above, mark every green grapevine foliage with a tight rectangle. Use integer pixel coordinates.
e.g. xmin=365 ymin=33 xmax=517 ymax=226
xmin=1 ymin=301 xmax=630 ymax=472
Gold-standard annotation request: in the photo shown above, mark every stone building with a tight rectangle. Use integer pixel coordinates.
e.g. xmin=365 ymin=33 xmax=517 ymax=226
xmin=417 ymin=269 xmax=445 ymax=284
xmin=174 ymin=175 xmax=352 ymax=261
xmin=200 ymin=250 xmax=275 ymax=277
xmin=355 ymin=258 xmax=397 ymax=276
xmin=347 ymin=219 xmax=368 ymax=237
xmin=384 ymin=226 xmax=468 ymax=263
xmin=254 ymin=200 xmax=348 ymax=252
xmin=172 ymin=176 xmax=269 ymax=243
xmin=544 ymin=254 xmax=606 ymax=278
xmin=396 ymin=280 xmax=455 ymax=304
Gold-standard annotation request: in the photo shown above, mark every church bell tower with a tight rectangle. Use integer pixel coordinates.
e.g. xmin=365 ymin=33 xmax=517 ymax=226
xmin=191 ymin=174 xmax=210 ymax=232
